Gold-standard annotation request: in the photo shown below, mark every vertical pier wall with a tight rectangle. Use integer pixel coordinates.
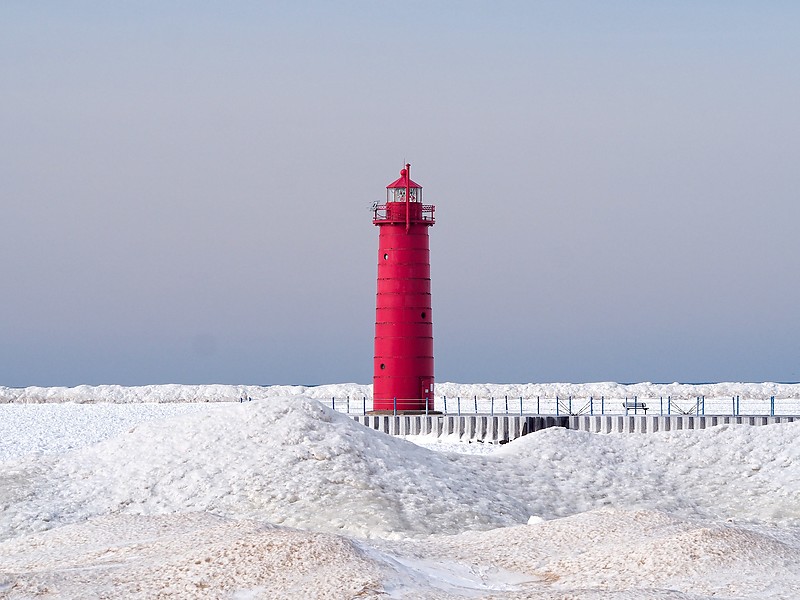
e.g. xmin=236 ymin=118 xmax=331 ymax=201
xmin=351 ymin=414 xmax=798 ymax=443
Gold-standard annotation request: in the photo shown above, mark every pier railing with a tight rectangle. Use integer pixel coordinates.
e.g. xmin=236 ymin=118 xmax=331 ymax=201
xmin=326 ymin=395 xmax=800 ymax=417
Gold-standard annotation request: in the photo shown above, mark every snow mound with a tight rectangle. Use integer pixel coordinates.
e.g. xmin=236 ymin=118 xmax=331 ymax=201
xmin=0 ymin=513 xmax=386 ymax=599
xmin=2 ymin=399 xmax=798 ymax=544
xmin=495 ymin=423 xmax=800 ymax=525
xmin=380 ymin=508 xmax=800 ymax=598
xmin=0 ymin=399 xmax=533 ymax=541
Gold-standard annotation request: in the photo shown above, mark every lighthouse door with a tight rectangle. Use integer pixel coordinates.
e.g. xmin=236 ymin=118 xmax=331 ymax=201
xmin=421 ymin=378 xmax=433 ymax=403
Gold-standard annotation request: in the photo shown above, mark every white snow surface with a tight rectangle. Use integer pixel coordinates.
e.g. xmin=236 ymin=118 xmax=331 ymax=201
xmin=3 ymin=380 xmax=800 ymax=404
xmin=1 ymin=387 xmax=799 ymax=598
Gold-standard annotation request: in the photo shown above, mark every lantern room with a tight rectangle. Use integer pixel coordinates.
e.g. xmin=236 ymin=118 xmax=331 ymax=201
xmin=386 ymin=169 xmax=422 ymax=204
xmin=373 ymin=165 xmax=435 ymax=227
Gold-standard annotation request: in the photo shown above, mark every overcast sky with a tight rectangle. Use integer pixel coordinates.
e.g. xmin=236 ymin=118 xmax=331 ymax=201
xmin=2 ymin=2 xmax=799 ymax=386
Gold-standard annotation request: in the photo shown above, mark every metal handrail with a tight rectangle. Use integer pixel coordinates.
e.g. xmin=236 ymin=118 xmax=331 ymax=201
xmin=373 ymin=203 xmax=435 ymax=224
xmin=326 ymin=395 xmax=800 ymax=417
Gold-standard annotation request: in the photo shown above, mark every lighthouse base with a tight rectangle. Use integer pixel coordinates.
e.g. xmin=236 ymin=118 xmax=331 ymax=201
xmin=367 ymin=410 xmax=442 ymax=416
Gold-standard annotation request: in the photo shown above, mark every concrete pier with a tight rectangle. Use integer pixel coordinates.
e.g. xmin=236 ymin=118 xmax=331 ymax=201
xmin=350 ymin=414 xmax=798 ymax=443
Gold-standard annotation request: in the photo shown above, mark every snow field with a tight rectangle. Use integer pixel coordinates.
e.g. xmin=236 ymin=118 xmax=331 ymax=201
xmin=0 ymin=402 xmax=210 ymax=462
xmin=0 ymin=393 xmax=799 ymax=598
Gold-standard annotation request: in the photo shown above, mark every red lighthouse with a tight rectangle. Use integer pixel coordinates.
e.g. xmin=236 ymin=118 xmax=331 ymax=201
xmin=372 ymin=164 xmax=435 ymax=412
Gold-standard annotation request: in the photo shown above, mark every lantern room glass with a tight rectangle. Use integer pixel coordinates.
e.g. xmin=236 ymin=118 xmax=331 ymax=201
xmin=386 ymin=187 xmax=423 ymax=203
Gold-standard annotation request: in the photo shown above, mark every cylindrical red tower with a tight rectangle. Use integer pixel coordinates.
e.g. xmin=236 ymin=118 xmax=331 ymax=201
xmin=372 ymin=164 xmax=436 ymax=412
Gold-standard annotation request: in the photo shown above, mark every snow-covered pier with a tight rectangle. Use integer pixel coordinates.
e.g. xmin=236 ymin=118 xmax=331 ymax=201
xmin=352 ymin=414 xmax=799 ymax=443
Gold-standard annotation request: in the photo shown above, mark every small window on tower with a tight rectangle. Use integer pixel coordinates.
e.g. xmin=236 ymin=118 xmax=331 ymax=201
xmin=421 ymin=312 xmax=426 ymax=319
xmin=380 ymin=363 xmax=386 ymax=370
xmin=383 ymin=253 xmax=389 ymax=260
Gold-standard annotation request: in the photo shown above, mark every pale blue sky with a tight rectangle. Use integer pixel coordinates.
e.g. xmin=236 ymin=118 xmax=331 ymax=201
xmin=2 ymin=2 xmax=799 ymax=386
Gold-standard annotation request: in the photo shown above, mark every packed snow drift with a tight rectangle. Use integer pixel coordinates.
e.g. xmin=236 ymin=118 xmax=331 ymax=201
xmin=1 ymin=385 xmax=799 ymax=598
xmin=3 ymin=381 xmax=800 ymax=405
